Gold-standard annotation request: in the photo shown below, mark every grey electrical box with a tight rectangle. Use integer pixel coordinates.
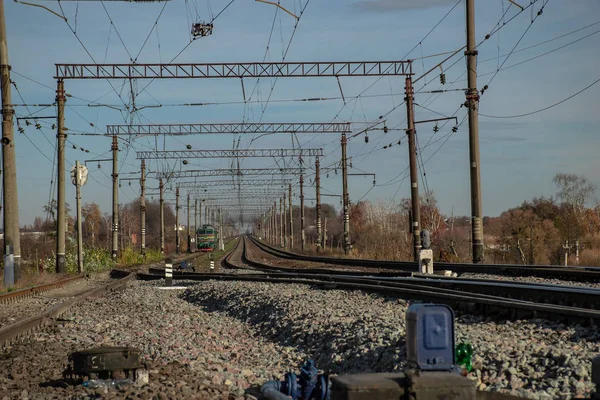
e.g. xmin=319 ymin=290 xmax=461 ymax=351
xmin=406 ymin=303 xmax=455 ymax=371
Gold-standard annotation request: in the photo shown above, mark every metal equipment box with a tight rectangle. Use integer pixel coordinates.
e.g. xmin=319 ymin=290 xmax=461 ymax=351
xmin=330 ymin=373 xmax=407 ymax=400
xmin=406 ymin=304 xmax=455 ymax=371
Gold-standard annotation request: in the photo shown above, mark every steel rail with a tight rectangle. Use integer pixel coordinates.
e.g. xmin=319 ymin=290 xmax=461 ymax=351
xmin=249 ymin=236 xmax=600 ymax=282
xmin=0 ymin=271 xmax=135 ymax=347
xmin=140 ymin=239 xmax=600 ymax=324
xmin=0 ymin=275 xmax=84 ymax=304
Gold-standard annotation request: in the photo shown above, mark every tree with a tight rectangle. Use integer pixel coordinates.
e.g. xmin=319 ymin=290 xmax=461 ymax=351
xmin=553 ymin=173 xmax=597 ymax=241
xmin=82 ymin=203 xmax=103 ymax=245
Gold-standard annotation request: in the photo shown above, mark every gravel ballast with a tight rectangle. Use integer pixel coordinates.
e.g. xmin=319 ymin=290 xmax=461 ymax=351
xmin=1 ymin=278 xmax=598 ymax=399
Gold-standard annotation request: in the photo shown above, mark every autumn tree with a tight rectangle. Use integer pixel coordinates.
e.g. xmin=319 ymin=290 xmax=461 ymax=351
xmin=82 ymin=203 xmax=103 ymax=245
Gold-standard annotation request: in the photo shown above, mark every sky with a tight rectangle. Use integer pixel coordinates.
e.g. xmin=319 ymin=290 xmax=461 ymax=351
xmin=4 ymin=0 xmax=600 ymax=226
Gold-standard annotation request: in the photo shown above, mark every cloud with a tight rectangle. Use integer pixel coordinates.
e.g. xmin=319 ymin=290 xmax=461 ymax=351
xmin=352 ymin=0 xmax=458 ymax=12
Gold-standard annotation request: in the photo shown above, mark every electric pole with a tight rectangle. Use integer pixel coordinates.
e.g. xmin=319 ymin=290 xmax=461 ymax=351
xmin=159 ymin=178 xmax=164 ymax=254
xmin=300 ymin=175 xmax=305 ymax=250
xmin=315 ymin=157 xmax=322 ymax=252
xmin=405 ymin=76 xmax=422 ymax=261
xmin=75 ymin=160 xmax=83 ymax=274
xmin=273 ymin=201 xmax=277 ymax=244
xmin=187 ymin=192 xmax=191 ymax=252
xmin=112 ymin=136 xmax=119 ymax=260
xmin=289 ymin=183 xmax=293 ymax=249
xmin=140 ymin=159 xmax=146 ymax=257
xmin=1 ymin=0 xmax=20 ymax=284
xmin=466 ymin=0 xmax=484 ymax=263
xmin=283 ymin=191 xmax=288 ymax=248
xmin=56 ymin=79 xmax=66 ymax=273
xmin=194 ymin=198 xmax=198 ymax=233
xmin=279 ymin=197 xmax=283 ymax=247
xmin=176 ymin=187 xmax=180 ymax=254
xmin=341 ymin=133 xmax=350 ymax=255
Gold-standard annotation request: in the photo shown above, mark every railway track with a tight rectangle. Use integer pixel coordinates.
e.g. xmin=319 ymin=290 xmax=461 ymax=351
xmin=139 ymin=237 xmax=600 ymax=324
xmin=249 ymin=235 xmax=600 ymax=282
xmin=0 ymin=275 xmax=85 ymax=304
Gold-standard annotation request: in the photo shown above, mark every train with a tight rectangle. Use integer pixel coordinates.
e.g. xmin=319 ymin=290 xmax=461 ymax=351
xmin=196 ymin=224 xmax=218 ymax=252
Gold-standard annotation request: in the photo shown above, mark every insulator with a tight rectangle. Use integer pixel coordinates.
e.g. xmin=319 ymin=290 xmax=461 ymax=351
xmin=25 ymin=120 xmax=31 ymax=126
xmin=186 ymin=144 xmax=192 ymax=149
xmin=90 ymin=122 xmax=95 ymax=127
xmin=440 ymin=73 xmax=446 ymax=85
xmin=18 ymin=127 xmax=24 ymax=134
xmin=452 ymin=126 xmax=458 ymax=133
xmin=433 ymin=124 xmax=439 ymax=133
xmin=335 ymin=169 xmax=338 ymax=175
xmin=383 ymin=145 xmax=388 ymax=149
xmin=72 ymin=145 xmax=77 ymax=149
xmin=373 ymin=179 xmax=376 ymax=185
xmin=52 ymin=124 xmax=56 ymax=130
xmin=183 ymin=160 xmax=188 ymax=165
xmin=364 ymin=135 xmax=369 ymax=143
xmin=349 ymin=161 xmax=353 ymax=168
xmin=35 ymin=123 xmax=42 ymax=130
xmin=383 ymin=125 xmax=389 ymax=133
xmin=97 ymin=163 xmax=101 ymax=169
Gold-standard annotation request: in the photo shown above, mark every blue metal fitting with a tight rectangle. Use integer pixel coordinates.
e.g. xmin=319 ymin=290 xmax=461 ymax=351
xmin=261 ymin=360 xmax=329 ymax=400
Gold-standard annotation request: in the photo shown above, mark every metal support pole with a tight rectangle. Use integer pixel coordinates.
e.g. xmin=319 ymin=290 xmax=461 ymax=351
xmin=140 ymin=159 xmax=146 ymax=257
xmin=289 ymin=183 xmax=293 ymax=249
xmin=341 ymin=133 xmax=350 ymax=255
xmin=1 ymin=0 xmax=20 ymax=283
xmin=466 ymin=0 xmax=484 ymax=263
xmin=405 ymin=76 xmax=422 ymax=261
xmin=159 ymin=178 xmax=165 ymax=254
xmin=218 ymin=206 xmax=224 ymax=250
xmin=194 ymin=198 xmax=198 ymax=233
xmin=315 ymin=157 xmax=322 ymax=252
xmin=112 ymin=135 xmax=119 ymax=259
xmin=273 ymin=202 xmax=277 ymax=244
xmin=283 ymin=192 xmax=287 ymax=248
xmin=187 ymin=192 xmax=191 ymax=252
xmin=55 ymin=79 xmax=67 ymax=273
xmin=300 ymin=175 xmax=305 ymax=251
xmin=176 ymin=187 xmax=180 ymax=254
xmin=75 ymin=160 xmax=83 ymax=273
xmin=279 ymin=198 xmax=283 ymax=247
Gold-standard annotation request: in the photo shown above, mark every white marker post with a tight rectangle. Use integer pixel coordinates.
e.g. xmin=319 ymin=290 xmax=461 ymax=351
xmin=165 ymin=258 xmax=173 ymax=286
xmin=209 ymin=254 xmax=215 ymax=272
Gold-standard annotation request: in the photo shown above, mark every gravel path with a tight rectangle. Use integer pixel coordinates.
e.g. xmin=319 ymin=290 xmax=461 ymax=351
xmin=0 ymin=275 xmax=113 ymax=328
xmin=2 ymin=274 xmax=598 ymax=399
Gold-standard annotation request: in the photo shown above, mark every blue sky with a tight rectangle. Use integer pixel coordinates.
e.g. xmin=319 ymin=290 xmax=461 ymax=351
xmin=5 ymin=0 xmax=600 ymax=225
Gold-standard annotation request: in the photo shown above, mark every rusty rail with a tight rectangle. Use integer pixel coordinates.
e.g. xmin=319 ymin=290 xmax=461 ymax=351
xmin=0 ymin=271 xmax=135 ymax=347
xmin=0 ymin=275 xmax=85 ymax=304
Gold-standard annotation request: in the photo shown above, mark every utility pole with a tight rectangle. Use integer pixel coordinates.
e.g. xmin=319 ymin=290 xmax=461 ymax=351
xmin=466 ymin=0 xmax=484 ymax=263
xmin=283 ymin=191 xmax=287 ymax=248
xmin=56 ymin=79 xmax=66 ymax=273
xmin=289 ymin=183 xmax=293 ymax=249
xmin=315 ymin=157 xmax=322 ymax=252
xmin=1 ymin=0 xmax=20 ymax=285
xmin=218 ymin=206 xmax=224 ymax=250
xmin=323 ymin=217 xmax=328 ymax=251
xmin=279 ymin=197 xmax=283 ymax=247
xmin=300 ymin=175 xmax=305 ymax=250
xmin=111 ymin=136 xmax=119 ymax=260
xmin=187 ymin=192 xmax=191 ymax=252
xmin=405 ymin=76 xmax=421 ymax=261
xmin=159 ymin=178 xmax=164 ymax=254
xmin=175 ymin=187 xmax=180 ymax=254
xmin=194 ymin=198 xmax=198 ymax=233
xmin=273 ymin=202 xmax=277 ymax=244
xmin=75 ymin=160 xmax=83 ymax=274
xmin=341 ymin=133 xmax=350 ymax=255
xmin=140 ymin=159 xmax=146 ymax=257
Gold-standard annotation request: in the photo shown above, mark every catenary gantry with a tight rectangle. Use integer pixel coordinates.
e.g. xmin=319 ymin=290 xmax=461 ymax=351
xmin=107 ymin=122 xmax=350 ymax=136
